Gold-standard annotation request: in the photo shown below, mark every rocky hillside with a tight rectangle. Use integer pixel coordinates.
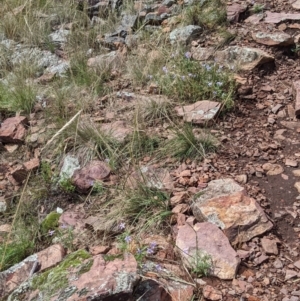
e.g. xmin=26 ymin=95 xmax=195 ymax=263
xmin=1 ymin=0 xmax=300 ymax=300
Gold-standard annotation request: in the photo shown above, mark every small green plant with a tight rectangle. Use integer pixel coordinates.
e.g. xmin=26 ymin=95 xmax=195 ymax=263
xmin=0 ymin=239 xmax=34 ymax=271
xmin=250 ymin=3 xmax=265 ymax=14
xmin=92 ymin=181 xmax=105 ymax=194
xmin=59 ymin=178 xmax=76 ymax=193
xmin=189 ymin=250 xmax=212 ymax=277
xmin=163 ymin=125 xmax=217 ymax=161
xmin=40 ymin=211 xmax=61 ymax=235
xmin=41 ymin=161 xmax=52 ymax=182
xmin=156 ymin=52 xmax=235 ymax=107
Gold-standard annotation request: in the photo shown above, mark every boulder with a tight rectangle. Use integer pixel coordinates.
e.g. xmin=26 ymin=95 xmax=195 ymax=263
xmin=252 ymin=31 xmax=294 ymax=46
xmin=0 ymin=116 xmax=28 ymax=144
xmin=176 ymin=222 xmax=240 ymax=279
xmin=227 ymin=3 xmax=247 ymax=23
xmin=175 ymin=101 xmax=221 ymax=124
xmin=72 ymin=160 xmax=111 ymax=192
xmin=169 ymin=26 xmax=202 ymax=45
xmin=214 ymin=46 xmax=274 ymax=71
xmin=192 ymin=178 xmax=273 ymax=245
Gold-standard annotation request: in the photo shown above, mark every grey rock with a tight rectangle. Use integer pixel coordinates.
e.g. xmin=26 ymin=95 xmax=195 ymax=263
xmin=145 ymin=13 xmax=169 ymax=25
xmin=170 ymin=25 xmax=202 ymax=45
xmin=49 ymin=29 xmax=69 ymax=45
xmin=273 ymin=258 xmax=283 ymax=269
xmin=60 ymin=155 xmax=80 ymax=181
xmin=0 ymin=198 xmax=6 ymax=212
xmin=121 ymin=13 xmax=138 ymax=30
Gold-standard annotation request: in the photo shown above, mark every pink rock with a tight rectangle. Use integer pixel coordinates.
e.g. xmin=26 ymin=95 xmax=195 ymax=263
xmin=293 ymin=81 xmax=300 ymax=116
xmin=192 ymin=179 xmax=273 ymax=245
xmin=90 ymin=245 xmax=110 ymax=255
xmin=202 ymin=285 xmax=223 ymax=300
xmin=0 ymin=116 xmax=28 ymax=144
xmin=72 ymin=160 xmax=111 ymax=192
xmin=227 ymin=3 xmax=247 ymax=22
xmin=260 ymin=237 xmax=278 ymax=255
xmin=264 ymin=11 xmax=300 ymax=23
xmin=0 ymin=244 xmax=64 ymax=297
xmin=175 ymin=101 xmax=221 ymax=124
xmin=23 ymin=158 xmax=40 ymax=171
xmin=176 ymin=222 xmax=240 ymax=279
xmin=100 ymin=120 xmax=132 ymax=142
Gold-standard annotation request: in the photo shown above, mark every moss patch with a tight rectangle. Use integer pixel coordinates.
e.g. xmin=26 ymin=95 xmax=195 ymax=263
xmin=40 ymin=212 xmax=61 ymax=234
xmin=31 ymin=249 xmax=92 ymax=299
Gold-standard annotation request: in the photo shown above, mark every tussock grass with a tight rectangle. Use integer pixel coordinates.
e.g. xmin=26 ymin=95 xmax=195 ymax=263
xmin=163 ymin=124 xmax=218 ymax=161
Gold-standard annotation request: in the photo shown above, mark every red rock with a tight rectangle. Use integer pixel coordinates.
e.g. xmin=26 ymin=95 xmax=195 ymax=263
xmin=72 ymin=160 xmax=111 ymax=192
xmin=175 ymin=101 xmax=221 ymax=124
xmin=285 ymin=158 xmax=298 ymax=167
xmin=23 ymin=158 xmax=40 ymax=171
xmin=172 ymin=203 xmax=189 ymax=214
xmin=0 ymin=244 xmax=64 ymax=297
xmin=202 ymin=285 xmax=223 ymax=300
xmin=192 ymin=179 xmax=273 ymax=245
xmin=0 ymin=116 xmax=28 ymax=144
xmin=168 ymin=280 xmax=194 ymax=301
xmin=176 ymin=222 xmax=240 ymax=279
xmin=227 ymin=3 xmax=247 ymax=22
xmin=292 ymin=81 xmax=300 ymax=116
xmin=252 ymin=31 xmax=293 ymax=46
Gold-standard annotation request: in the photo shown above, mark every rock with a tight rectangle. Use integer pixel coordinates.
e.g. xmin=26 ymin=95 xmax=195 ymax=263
xmin=262 ymin=163 xmax=284 ymax=175
xmin=0 ymin=224 xmax=11 ymax=233
xmin=72 ymin=160 xmax=111 ymax=192
xmin=295 ymin=182 xmax=300 ymax=193
xmin=11 ymin=165 xmax=28 ymax=183
xmin=245 ymin=13 xmax=264 ymax=24
xmin=254 ymin=254 xmax=269 ymax=266
xmin=252 ymin=31 xmax=294 ymax=46
xmin=203 ymin=285 xmax=223 ymax=300
xmin=292 ymin=81 xmax=300 ymax=116
xmin=23 ymin=158 xmax=40 ymax=171
xmin=90 ymin=245 xmax=110 ymax=255
xmin=227 ymin=3 xmax=247 ymax=23
xmin=285 ymin=159 xmax=298 ymax=167
xmin=59 ymin=155 xmax=80 ymax=180
xmin=192 ymin=179 xmax=273 ymax=245
xmin=265 ymin=11 xmax=300 ymax=23
xmin=176 ymin=222 xmax=240 ymax=279
xmin=4 ymin=144 xmax=19 ymax=153
xmin=49 ymin=29 xmax=69 ymax=45
xmin=294 ymin=260 xmax=300 ymax=269
xmin=175 ymin=101 xmax=221 ymax=124
xmin=293 ymin=0 xmax=300 ymax=10
xmin=0 ymin=116 xmax=28 ymax=144
xmin=100 ymin=120 xmax=132 ymax=142
xmin=285 ymin=269 xmax=298 ymax=281
xmin=0 ymin=196 xmax=7 ymax=212
xmin=261 ymin=237 xmax=278 ymax=255
xmin=273 ymin=258 xmax=283 ymax=269
xmin=271 ymin=103 xmax=283 ymax=114
xmin=191 ymin=47 xmax=214 ymax=61
xmin=169 ymin=25 xmax=202 ymax=45
xmin=145 ymin=12 xmax=169 ymax=25
xmin=0 ymin=244 xmax=65 ymax=297
xmin=214 ymin=46 xmax=274 ymax=71
xmin=235 ymin=174 xmax=247 ymax=184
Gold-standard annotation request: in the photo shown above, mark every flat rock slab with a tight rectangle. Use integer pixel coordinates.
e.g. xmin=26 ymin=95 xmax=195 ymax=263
xmin=72 ymin=160 xmax=111 ymax=192
xmin=264 ymin=11 xmax=300 ymax=23
xmin=100 ymin=120 xmax=132 ymax=142
xmin=192 ymin=178 xmax=273 ymax=245
xmin=175 ymin=101 xmax=221 ymax=124
xmin=176 ymin=222 xmax=240 ymax=279
xmin=0 ymin=116 xmax=28 ymax=144
xmin=252 ymin=31 xmax=294 ymax=46
xmin=292 ymin=81 xmax=300 ymax=116
xmin=214 ymin=46 xmax=274 ymax=71
xmin=0 ymin=244 xmax=65 ymax=297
